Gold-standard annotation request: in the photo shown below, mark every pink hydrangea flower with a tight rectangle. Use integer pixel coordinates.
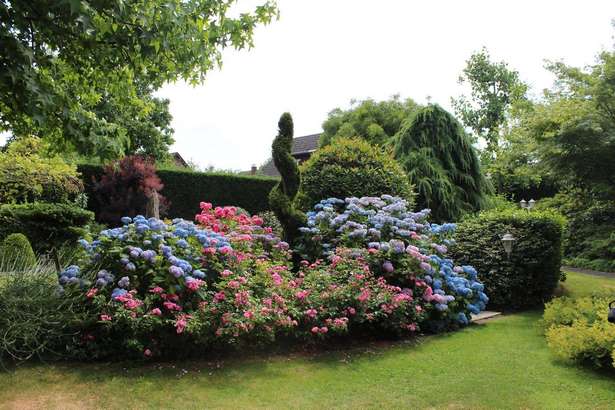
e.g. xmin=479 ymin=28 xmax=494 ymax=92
xmin=305 ymin=308 xmax=318 ymax=319
xmin=243 ymin=310 xmax=254 ymax=319
xmin=100 ymin=314 xmax=112 ymax=321
xmin=150 ymin=308 xmax=162 ymax=316
xmin=149 ymin=286 xmax=164 ymax=294
xmin=214 ymin=291 xmax=226 ymax=302
xmin=86 ymin=288 xmax=98 ymax=298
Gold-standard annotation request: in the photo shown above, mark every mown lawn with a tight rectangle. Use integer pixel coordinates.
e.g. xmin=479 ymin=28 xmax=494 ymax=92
xmin=1 ymin=272 xmax=615 ymax=410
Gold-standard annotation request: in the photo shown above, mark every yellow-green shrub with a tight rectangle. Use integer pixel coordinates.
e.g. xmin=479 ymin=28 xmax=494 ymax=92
xmin=0 ymin=137 xmax=83 ymax=204
xmin=543 ymin=296 xmax=615 ymax=369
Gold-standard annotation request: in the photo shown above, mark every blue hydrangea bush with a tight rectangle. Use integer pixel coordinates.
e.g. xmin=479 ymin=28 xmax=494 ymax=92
xmin=297 ymin=195 xmax=488 ymax=329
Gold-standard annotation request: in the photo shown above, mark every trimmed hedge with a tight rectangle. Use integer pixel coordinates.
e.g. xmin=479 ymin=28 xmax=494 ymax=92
xmin=78 ymin=164 xmax=278 ymax=221
xmin=0 ymin=203 xmax=94 ymax=253
xmin=450 ymin=209 xmax=565 ymax=310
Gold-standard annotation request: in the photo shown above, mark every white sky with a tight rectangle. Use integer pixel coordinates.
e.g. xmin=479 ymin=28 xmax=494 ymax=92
xmin=158 ymin=0 xmax=614 ymax=171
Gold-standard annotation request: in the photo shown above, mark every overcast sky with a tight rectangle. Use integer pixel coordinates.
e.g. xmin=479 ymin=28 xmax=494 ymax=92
xmin=158 ymin=0 xmax=614 ymax=171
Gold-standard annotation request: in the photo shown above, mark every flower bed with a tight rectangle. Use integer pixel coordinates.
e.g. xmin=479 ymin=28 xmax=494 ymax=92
xmin=56 ymin=197 xmax=485 ymax=359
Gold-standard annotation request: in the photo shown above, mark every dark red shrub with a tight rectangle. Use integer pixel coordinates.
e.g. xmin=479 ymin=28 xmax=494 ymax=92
xmin=92 ymin=156 xmax=169 ymax=226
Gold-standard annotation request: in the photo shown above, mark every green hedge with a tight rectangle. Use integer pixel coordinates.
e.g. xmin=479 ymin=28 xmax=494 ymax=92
xmin=0 ymin=203 xmax=94 ymax=253
xmin=78 ymin=164 xmax=278 ymax=221
xmin=449 ymin=209 xmax=565 ymax=310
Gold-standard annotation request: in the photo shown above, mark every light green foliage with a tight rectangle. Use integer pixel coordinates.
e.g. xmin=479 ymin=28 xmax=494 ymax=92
xmin=0 ymin=136 xmax=83 ymax=204
xmin=300 ymin=138 xmax=414 ymax=208
xmin=0 ymin=233 xmax=37 ymax=271
xmin=0 ymin=1 xmax=278 ymax=159
xmin=452 ymin=47 xmax=529 ymax=156
xmin=268 ymin=113 xmax=306 ymax=245
xmin=320 ymin=96 xmax=421 ymax=147
xmin=394 ymin=104 xmax=488 ymax=222
xmin=543 ymin=295 xmax=615 ymax=369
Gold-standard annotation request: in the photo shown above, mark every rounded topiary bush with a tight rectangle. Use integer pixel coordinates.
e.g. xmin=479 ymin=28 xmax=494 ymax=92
xmin=299 ymin=138 xmax=414 ymax=208
xmin=449 ymin=209 xmax=565 ymax=310
xmin=0 ymin=233 xmax=37 ymax=271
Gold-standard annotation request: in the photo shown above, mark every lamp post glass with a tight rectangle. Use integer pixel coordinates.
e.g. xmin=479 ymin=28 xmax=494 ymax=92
xmin=520 ymin=199 xmax=536 ymax=210
xmin=501 ymin=232 xmax=516 ymax=258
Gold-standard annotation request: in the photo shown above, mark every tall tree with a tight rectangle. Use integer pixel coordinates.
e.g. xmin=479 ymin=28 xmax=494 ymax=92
xmin=452 ymin=48 xmax=529 ymax=156
xmin=0 ymin=0 xmax=278 ymax=159
xmin=394 ymin=104 xmax=488 ymax=222
xmin=320 ymin=96 xmax=420 ymax=147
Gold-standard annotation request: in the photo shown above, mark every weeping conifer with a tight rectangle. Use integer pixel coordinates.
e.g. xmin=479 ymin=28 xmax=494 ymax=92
xmin=393 ymin=104 xmax=487 ymax=222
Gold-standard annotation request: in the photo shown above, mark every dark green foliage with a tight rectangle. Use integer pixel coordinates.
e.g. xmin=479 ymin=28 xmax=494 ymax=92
xmin=0 ymin=203 xmax=94 ymax=254
xmin=300 ymin=138 xmax=415 ymax=208
xmin=537 ymin=192 xmax=615 ymax=272
xmin=394 ymin=104 xmax=488 ymax=222
xmin=268 ymin=113 xmax=306 ymax=245
xmin=79 ymin=164 xmax=278 ymax=220
xmin=0 ymin=269 xmax=90 ymax=365
xmin=450 ymin=209 xmax=565 ymax=310
xmin=0 ymin=0 xmax=278 ymax=159
xmin=0 ymin=233 xmax=36 ymax=271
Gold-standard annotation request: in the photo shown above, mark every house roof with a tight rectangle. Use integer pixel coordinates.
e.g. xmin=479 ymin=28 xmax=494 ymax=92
xmin=171 ymin=152 xmax=188 ymax=167
xmin=258 ymin=133 xmax=321 ymax=178
xmin=291 ymin=133 xmax=320 ymax=155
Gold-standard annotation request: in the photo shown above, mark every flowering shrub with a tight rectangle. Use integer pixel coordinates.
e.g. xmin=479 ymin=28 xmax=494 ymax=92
xmin=297 ymin=195 xmax=488 ymax=328
xmin=45 ymin=198 xmax=486 ymax=360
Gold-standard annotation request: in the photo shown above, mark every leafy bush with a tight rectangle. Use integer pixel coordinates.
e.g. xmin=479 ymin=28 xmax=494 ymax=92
xmin=0 ymin=233 xmax=36 ymax=271
xmin=543 ymin=296 xmax=615 ymax=369
xmin=299 ymin=138 xmax=414 ymax=209
xmin=0 ymin=137 xmax=83 ymax=204
xmin=0 ymin=203 xmax=94 ymax=253
xmin=0 ymin=264 xmax=89 ymax=365
xmin=90 ymin=156 xmax=168 ymax=226
xmin=79 ymin=164 xmax=278 ymax=220
xmin=450 ymin=209 xmax=565 ymax=309
xmin=297 ymin=195 xmax=488 ymax=330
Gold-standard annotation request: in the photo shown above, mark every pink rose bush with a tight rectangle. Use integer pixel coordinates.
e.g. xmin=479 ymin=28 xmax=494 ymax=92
xmin=59 ymin=199 xmax=485 ymax=359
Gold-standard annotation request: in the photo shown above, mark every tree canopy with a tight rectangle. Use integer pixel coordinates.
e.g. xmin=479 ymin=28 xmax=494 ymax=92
xmin=394 ymin=104 xmax=488 ymax=221
xmin=452 ymin=47 xmax=529 ymax=156
xmin=0 ymin=0 xmax=278 ymax=159
xmin=320 ymin=96 xmax=420 ymax=147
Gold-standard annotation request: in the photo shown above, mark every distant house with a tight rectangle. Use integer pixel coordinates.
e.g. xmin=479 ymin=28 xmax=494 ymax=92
xmin=257 ymin=133 xmax=321 ymax=177
xmin=171 ymin=152 xmax=188 ymax=168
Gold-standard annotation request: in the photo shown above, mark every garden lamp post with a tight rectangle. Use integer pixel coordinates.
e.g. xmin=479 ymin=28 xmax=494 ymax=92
xmin=609 ymin=301 xmax=615 ymax=324
xmin=501 ymin=232 xmax=516 ymax=259
xmin=520 ymin=199 xmax=536 ymax=211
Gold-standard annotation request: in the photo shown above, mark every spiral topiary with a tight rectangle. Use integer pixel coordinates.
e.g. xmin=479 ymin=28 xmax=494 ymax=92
xmin=268 ymin=113 xmax=306 ymax=246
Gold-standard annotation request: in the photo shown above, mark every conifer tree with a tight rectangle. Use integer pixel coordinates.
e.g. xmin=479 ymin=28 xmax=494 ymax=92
xmin=394 ymin=104 xmax=488 ymax=221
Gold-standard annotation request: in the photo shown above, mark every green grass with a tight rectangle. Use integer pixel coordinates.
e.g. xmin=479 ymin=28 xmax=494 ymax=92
xmin=2 ymin=272 xmax=615 ymax=409
xmin=558 ymin=271 xmax=615 ymax=298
